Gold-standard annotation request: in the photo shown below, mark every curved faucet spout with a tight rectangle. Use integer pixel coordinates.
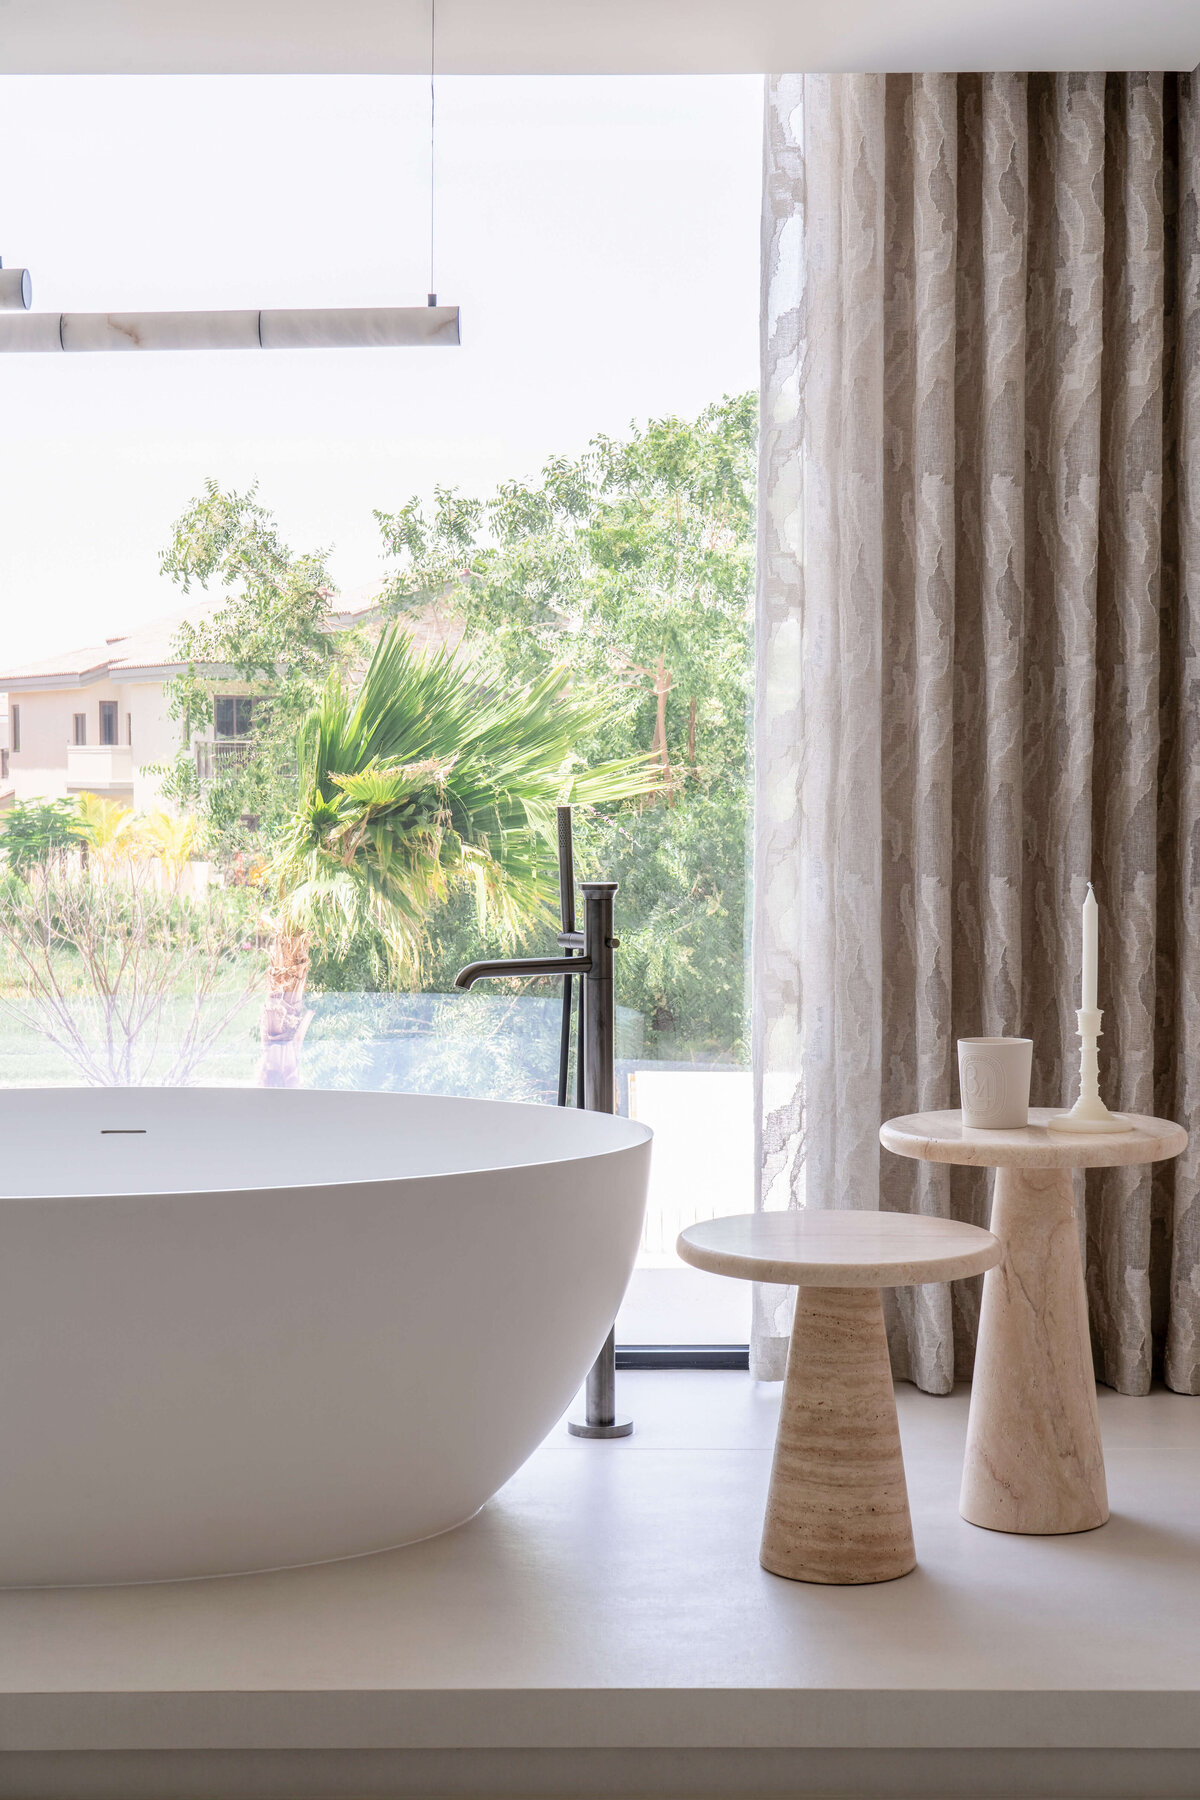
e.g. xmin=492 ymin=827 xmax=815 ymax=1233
xmin=454 ymin=954 xmax=590 ymax=990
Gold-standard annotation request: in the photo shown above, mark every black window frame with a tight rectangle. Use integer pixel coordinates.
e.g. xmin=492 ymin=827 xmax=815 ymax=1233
xmin=214 ymin=694 xmax=256 ymax=740
xmin=617 ymin=1346 xmax=749 ymax=1369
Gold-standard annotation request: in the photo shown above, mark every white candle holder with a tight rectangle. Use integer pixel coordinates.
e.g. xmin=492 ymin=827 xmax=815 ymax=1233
xmin=1047 ymin=1008 xmax=1128 ymax=1133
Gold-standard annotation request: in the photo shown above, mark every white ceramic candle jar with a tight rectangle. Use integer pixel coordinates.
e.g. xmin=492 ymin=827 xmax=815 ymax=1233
xmin=957 ymin=1038 xmax=1033 ymax=1129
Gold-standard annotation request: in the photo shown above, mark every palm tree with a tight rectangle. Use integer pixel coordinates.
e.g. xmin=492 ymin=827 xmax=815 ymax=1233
xmin=74 ymin=798 xmax=201 ymax=891
xmin=136 ymin=809 xmax=201 ymax=888
xmin=258 ymin=625 xmax=655 ymax=1085
xmin=73 ymin=793 xmax=136 ymax=866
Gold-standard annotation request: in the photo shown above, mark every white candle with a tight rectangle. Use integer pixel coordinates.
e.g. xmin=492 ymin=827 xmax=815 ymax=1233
xmin=1082 ymin=882 xmax=1098 ymax=1012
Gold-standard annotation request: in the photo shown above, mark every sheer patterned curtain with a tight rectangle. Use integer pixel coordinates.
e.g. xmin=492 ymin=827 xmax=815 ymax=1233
xmin=755 ymin=71 xmax=1200 ymax=1394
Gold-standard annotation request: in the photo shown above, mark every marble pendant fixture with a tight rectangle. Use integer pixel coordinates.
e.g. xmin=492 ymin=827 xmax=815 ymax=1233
xmin=0 ymin=9 xmax=457 ymax=359
xmin=0 ymin=305 xmax=461 ymax=353
xmin=0 ymin=261 xmax=33 ymax=310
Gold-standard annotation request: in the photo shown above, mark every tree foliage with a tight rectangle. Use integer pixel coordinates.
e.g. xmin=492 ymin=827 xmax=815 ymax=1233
xmin=273 ymin=625 xmax=657 ymax=971
xmin=153 ymin=393 xmax=756 ymax=1063
xmin=376 ymin=394 xmax=754 ymax=779
xmin=0 ymin=799 xmax=86 ymax=874
xmin=158 ymin=480 xmax=353 ymax=853
xmin=376 ymin=393 xmax=755 ymax=1058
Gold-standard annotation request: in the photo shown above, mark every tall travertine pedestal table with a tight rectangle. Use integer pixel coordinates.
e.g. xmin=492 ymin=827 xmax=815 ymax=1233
xmin=879 ymin=1109 xmax=1188 ymax=1536
xmin=677 ymin=1210 xmax=1001 ymax=1584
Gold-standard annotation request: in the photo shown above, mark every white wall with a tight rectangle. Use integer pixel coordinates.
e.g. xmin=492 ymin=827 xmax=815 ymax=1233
xmin=9 ymin=689 xmax=73 ymax=799
xmin=6 ymin=678 xmax=177 ymax=807
xmin=127 ymin=681 xmax=179 ymax=809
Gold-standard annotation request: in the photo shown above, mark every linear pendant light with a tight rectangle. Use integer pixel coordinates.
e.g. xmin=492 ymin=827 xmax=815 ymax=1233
xmin=0 ymin=3 xmax=457 ymax=354
xmin=0 ymin=305 xmax=460 ymax=352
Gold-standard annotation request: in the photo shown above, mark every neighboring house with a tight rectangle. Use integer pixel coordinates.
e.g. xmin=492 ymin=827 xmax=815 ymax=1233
xmin=0 ymin=609 xmax=192 ymax=812
xmin=0 ymin=593 xmax=392 ymax=812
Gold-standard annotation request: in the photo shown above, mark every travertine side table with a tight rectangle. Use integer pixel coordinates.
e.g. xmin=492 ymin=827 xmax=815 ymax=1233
xmin=676 ymin=1210 xmax=1001 ymax=1584
xmin=880 ymin=1109 xmax=1188 ymax=1536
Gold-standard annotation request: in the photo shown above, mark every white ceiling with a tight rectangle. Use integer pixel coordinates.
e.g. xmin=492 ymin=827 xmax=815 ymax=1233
xmin=1 ymin=0 xmax=1197 ymax=75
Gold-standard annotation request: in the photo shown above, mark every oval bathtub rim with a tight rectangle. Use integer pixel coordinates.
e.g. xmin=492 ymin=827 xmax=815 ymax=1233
xmin=0 ymin=1086 xmax=654 ymax=1204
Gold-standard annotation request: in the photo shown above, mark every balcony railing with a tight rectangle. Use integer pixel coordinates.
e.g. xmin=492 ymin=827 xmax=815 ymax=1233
xmin=195 ymin=739 xmax=296 ymax=786
xmin=195 ymin=739 xmax=256 ymax=783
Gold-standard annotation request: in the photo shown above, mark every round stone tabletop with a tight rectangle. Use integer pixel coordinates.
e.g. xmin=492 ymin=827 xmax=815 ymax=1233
xmin=677 ymin=1209 xmax=1001 ymax=1290
xmin=880 ymin=1107 xmax=1188 ymax=1171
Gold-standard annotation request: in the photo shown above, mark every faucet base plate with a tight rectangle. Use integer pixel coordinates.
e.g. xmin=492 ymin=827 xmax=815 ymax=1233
xmin=567 ymin=1416 xmax=634 ymax=1439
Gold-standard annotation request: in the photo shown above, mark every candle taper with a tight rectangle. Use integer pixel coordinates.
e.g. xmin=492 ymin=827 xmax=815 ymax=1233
xmin=1082 ymin=883 xmax=1098 ymax=1011
xmin=1049 ymin=881 xmax=1126 ymax=1133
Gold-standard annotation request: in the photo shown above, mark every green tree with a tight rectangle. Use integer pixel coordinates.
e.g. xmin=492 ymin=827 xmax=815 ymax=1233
xmin=376 ymin=393 xmax=755 ymax=1059
xmin=157 ymin=394 xmax=755 ymax=1064
xmin=258 ymin=625 xmax=656 ymax=1084
xmin=158 ymin=480 xmax=354 ymax=857
xmin=0 ymin=799 xmax=86 ymax=874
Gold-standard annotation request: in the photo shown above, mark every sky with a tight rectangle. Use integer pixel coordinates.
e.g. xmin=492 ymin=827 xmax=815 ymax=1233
xmin=0 ymin=74 xmax=761 ymax=671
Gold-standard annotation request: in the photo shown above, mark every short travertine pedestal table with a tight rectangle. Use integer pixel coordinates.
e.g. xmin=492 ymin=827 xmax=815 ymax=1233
xmin=676 ymin=1210 xmax=1001 ymax=1584
xmin=879 ymin=1109 xmax=1188 ymax=1536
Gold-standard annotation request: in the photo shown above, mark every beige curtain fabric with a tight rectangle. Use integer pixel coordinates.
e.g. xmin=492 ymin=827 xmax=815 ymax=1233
xmin=755 ymin=71 xmax=1200 ymax=1394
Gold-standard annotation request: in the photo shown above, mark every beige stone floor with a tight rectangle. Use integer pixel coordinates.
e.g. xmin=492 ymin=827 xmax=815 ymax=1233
xmin=2 ymin=1371 xmax=1199 ymax=1798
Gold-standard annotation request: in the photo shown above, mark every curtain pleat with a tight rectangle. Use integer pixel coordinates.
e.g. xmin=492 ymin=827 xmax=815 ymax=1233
xmin=1090 ymin=74 xmax=1166 ymax=1390
xmin=1165 ymin=74 xmax=1200 ymax=1391
xmin=756 ymin=69 xmax=1200 ymax=1395
xmin=978 ymin=73 xmax=1028 ymax=1056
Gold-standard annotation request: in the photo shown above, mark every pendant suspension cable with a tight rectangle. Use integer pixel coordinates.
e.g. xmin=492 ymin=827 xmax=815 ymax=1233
xmin=0 ymin=23 xmax=460 ymax=353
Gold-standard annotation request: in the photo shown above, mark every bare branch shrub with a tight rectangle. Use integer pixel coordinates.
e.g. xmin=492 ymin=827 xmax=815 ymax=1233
xmin=0 ymin=855 xmax=264 ymax=1086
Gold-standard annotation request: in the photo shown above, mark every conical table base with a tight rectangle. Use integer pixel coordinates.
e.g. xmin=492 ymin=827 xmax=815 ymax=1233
xmin=762 ymin=1286 xmax=915 ymax=1584
xmin=961 ymin=1164 xmax=1107 ymax=1534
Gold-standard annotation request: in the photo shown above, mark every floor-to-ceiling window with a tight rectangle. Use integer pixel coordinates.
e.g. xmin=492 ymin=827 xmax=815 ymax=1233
xmin=0 ymin=72 xmax=759 ymax=1347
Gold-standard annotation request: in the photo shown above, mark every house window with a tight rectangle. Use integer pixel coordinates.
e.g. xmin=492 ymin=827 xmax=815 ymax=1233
xmin=126 ymin=713 xmax=133 ymax=746
xmin=214 ymin=696 xmax=255 ymax=739
xmin=11 ymin=705 xmax=19 ymax=753
xmin=73 ymin=714 xmax=87 ymax=746
xmin=99 ymin=701 xmax=119 ymax=746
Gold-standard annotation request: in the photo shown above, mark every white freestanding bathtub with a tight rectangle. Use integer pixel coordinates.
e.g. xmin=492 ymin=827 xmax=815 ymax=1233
xmin=0 ymin=1087 xmax=651 ymax=1586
